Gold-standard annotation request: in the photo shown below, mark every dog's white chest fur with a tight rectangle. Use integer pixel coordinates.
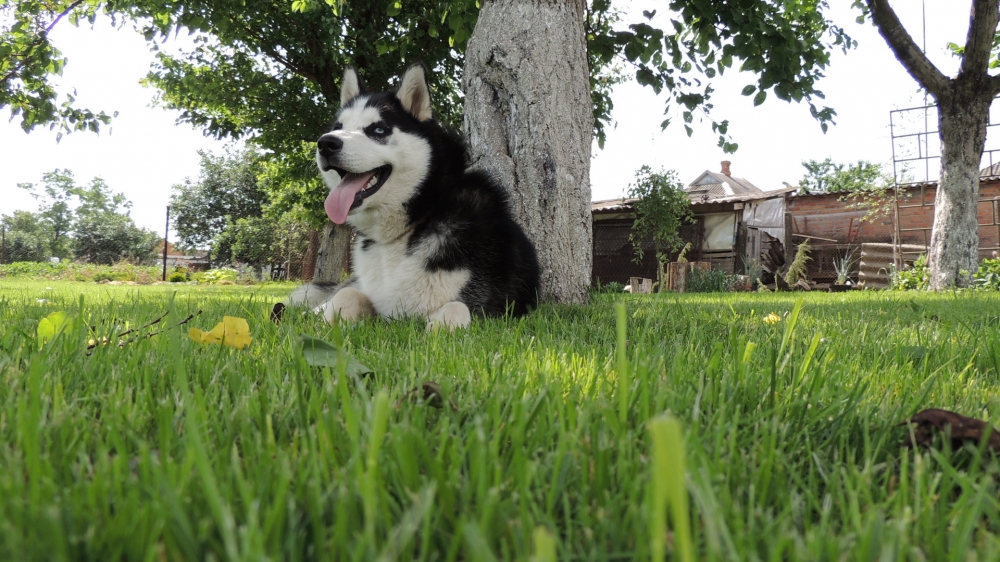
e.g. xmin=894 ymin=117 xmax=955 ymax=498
xmin=353 ymin=237 xmax=470 ymax=318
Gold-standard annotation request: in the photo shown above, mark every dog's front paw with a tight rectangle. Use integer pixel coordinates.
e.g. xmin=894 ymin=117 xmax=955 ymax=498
xmin=426 ymin=301 xmax=471 ymax=331
xmin=325 ymin=287 xmax=376 ymax=324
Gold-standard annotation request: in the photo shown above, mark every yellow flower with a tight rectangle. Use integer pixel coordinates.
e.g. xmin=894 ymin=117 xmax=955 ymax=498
xmin=763 ymin=312 xmax=782 ymax=325
xmin=188 ymin=316 xmax=253 ymax=349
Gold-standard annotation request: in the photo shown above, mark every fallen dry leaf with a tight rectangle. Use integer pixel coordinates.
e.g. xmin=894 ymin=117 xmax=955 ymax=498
xmin=189 ymin=316 xmax=253 ymax=349
xmin=397 ymin=381 xmax=456 ymax=410
xmin=900 ymin=408 xmax=1000 ymax=452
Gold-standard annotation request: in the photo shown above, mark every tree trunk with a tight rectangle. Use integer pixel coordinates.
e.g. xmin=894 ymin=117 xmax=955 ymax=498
xmin=313 ymin=221 xmax=353 ymax=283
xmin=300 ymin=229 xmax=319 ymax=281
xmin=462 ymin=0 xmax=593 ymax=304
xmin=927 ymin=82 xmax=992 ymax=289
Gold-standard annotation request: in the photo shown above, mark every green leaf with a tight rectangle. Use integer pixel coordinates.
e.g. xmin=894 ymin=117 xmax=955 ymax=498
xmin=299 ymin=334 xmax=372 ymax=376
xmin=740 ymin=85 xmax=756 ymax=96
xmin=753 ymin=90 xmax=767 ymax=106
xmin=37 ymin=311 xmax=72 ymax=346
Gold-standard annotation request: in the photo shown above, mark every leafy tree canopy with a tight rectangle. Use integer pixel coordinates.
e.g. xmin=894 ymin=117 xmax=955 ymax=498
xmin=0 ymin=209 xmax=49 ymax=263
xmin=627 ymin=165 xmax=693 ymax=262
xmin=13 ymin=169 xmax=159 ymax=264
xmin=127 ymin=0 xmax=471 ymax=152
xmin=71 ymin=176 xmax=160 ymax=264
xmin=798 ymin=157 xmax=894 ymax=222
xmin=0 ymin=1 xmax=113 ymax=138
xmin=18 ymin=168 xmax=77 ymax=260
xmin=3 ymin=0 xmax=859 ymax=155
xmin=797 ymin=158 xmax=891 ymax=194
xmin=169 ymin=148 xmax=269 ymax=250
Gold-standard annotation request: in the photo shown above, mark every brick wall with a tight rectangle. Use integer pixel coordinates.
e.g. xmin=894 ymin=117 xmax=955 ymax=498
xmin=786 ymin=179 xmax=1000 ymax=277
xmin=786 ymin=180 xmax=1000 ymax=254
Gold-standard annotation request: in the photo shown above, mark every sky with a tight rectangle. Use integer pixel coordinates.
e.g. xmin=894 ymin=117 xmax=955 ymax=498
xmin=0 ymin=1 xmax=978 ymax=234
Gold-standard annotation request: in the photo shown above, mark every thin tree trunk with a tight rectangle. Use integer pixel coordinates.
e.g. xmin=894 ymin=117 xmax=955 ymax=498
xmin=927 ymin=82 xmax=992 ymax=289
xmin=300 ymin=229 xmax=319 ymax=281
xmin=313 ymin=221 xmax=352 ymax=283
xmin=463 ymin=0 xmax=593 ymax=304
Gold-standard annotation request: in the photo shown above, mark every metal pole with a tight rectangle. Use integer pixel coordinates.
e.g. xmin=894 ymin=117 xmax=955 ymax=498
xmin=162 ymin=206 xmax=170 ymax=281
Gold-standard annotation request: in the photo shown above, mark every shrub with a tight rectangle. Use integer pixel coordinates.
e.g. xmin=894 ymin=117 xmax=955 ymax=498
xmin=168 ymin=272 xmax=187 ymax=283
xmin=92 ymin=271 xmax=116 ymax=282
xmin=891 ymin=255 xmax=930 ymax=290
xmin=196 ymin=268 xmax=239 ymax=284
xmin=0 ymin=261 xmax=160 ymax=282
xmin=975 ymin=258 xmax=1000 ymax=290
xmin=688 ymin=267 xmax=742 ymax=293
xmin=591 ymin=280 xmax=626 ymax=294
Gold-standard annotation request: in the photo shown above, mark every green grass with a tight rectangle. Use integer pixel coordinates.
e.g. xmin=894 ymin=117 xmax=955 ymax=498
xmin=3 ymin=280 xmax=1000 ymax=560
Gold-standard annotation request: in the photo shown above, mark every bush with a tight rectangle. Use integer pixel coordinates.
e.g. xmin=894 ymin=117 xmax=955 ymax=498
xmin=0 ymin=261 xmax=161 ymax=282
xmin=891 ymin=255 xmax=930 ymax=290
xmin=92 ymin=271 xmax=117 ymax=282
xmin=591 ymin=280 xmax=626 ymax=294
xmin=168 ymin=272 xmax=187 ymax=283
xmin=687 ymin=267 xmax=743 ymax=293
xmin=196 ymin=268 xmax=239 ymax=284
xmin=975 ymin=258 xmax=1000 ymax=290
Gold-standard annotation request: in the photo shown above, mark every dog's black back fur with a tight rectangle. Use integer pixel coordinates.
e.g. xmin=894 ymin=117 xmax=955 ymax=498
xmin=350 ymin=93 xmax=541 ymax=317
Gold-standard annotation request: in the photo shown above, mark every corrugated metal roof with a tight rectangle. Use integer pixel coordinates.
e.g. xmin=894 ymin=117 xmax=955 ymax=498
xmin=591 ymin=197 xmax=637 ymax=212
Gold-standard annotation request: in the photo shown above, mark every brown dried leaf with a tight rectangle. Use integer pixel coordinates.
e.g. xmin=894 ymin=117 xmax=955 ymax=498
xmin=900 ymin=408 xmax=1000 ymax=452
xmin=397 ymin=381 xmax=456 ymax=410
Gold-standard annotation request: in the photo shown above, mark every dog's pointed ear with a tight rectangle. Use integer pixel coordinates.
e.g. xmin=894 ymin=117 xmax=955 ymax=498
xmin=396 ymin=65 xmax=433 ymax=121
xmin=340 ymin=68 xmax=366 ymax=107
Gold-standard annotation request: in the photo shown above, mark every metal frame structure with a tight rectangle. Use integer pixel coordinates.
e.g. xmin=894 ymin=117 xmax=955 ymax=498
xmin=889 ymin=102 xmax=1000 ymax=265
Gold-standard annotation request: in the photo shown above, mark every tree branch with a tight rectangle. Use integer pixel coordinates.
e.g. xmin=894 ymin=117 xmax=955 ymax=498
xmin=864 ymin=0 xmax=950 ymax=96
xmin=46 ymin=0 xmax=86 ymax=35
xmin=1 ymin=0 xmax=86 ymax=86
xmin=960 ymin=0 xmax=1000 ymax=76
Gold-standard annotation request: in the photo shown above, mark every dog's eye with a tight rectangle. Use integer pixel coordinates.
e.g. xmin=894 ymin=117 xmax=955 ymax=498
xmin=366 ymin=123 xmax=390 ymax=138
xmin=332 ymin=122 xmax=342 ymax=131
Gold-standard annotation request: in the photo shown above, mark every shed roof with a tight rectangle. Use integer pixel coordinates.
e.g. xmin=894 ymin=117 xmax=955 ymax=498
xmin=684 ymin=170 xmax=766 ymax=202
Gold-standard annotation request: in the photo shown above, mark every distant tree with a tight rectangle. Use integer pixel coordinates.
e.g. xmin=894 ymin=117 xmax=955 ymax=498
xmin=72 ymin=177 xmax=160 ymax=264
xmin=626 ymin=166 xmax=694 ymax=292
xmin=16 ymin=170 xmax=159 ymax=265
xmin=798 ymin=158 xmax=894 ymax=222
xmin=212 ymin=214 xmax=309 ymax=275
xmin=0 ymin=211 xmax=49 ymax=263
xmin=212 ymin=216 xmax=274 ymax=269
xmin=18 ymin=169 xmax=78 ymax=260
xmin=169 ymin=149 xmax=269 ymax=251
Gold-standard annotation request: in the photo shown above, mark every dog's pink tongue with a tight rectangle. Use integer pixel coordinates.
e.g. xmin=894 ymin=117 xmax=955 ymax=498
xmin=325 ymin=172 xmax=374 ymax=224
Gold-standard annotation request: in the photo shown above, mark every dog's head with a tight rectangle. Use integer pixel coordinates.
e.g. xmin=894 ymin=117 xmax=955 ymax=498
xmin=316 ymin=66 xmax=434 ymax=232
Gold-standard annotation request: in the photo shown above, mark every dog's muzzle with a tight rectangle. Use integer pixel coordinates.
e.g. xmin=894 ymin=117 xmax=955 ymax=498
xmin=317 ymin=134 xmax=343 ymax=171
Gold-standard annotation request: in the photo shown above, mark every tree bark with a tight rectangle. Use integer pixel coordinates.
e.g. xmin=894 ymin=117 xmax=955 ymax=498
xmin=313 ymin=221 xmax=353 ymax=283
xmin=928 ymin=82 xmax=992 ymax=288
xmin=462 ymin=0 xmax=594 ymax=304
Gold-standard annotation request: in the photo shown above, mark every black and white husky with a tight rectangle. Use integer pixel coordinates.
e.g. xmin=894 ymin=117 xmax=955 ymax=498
xmin=289 ymin=65 xmax=540 ymax=330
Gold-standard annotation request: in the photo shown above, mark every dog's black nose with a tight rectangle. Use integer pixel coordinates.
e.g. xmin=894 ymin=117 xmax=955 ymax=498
xmin=317 ymin=135 xmax=343 ymax=155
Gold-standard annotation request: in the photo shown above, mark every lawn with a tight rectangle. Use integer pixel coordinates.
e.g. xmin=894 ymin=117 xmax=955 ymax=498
xmin=2 ymin=280 xmax=1000 ymax=560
